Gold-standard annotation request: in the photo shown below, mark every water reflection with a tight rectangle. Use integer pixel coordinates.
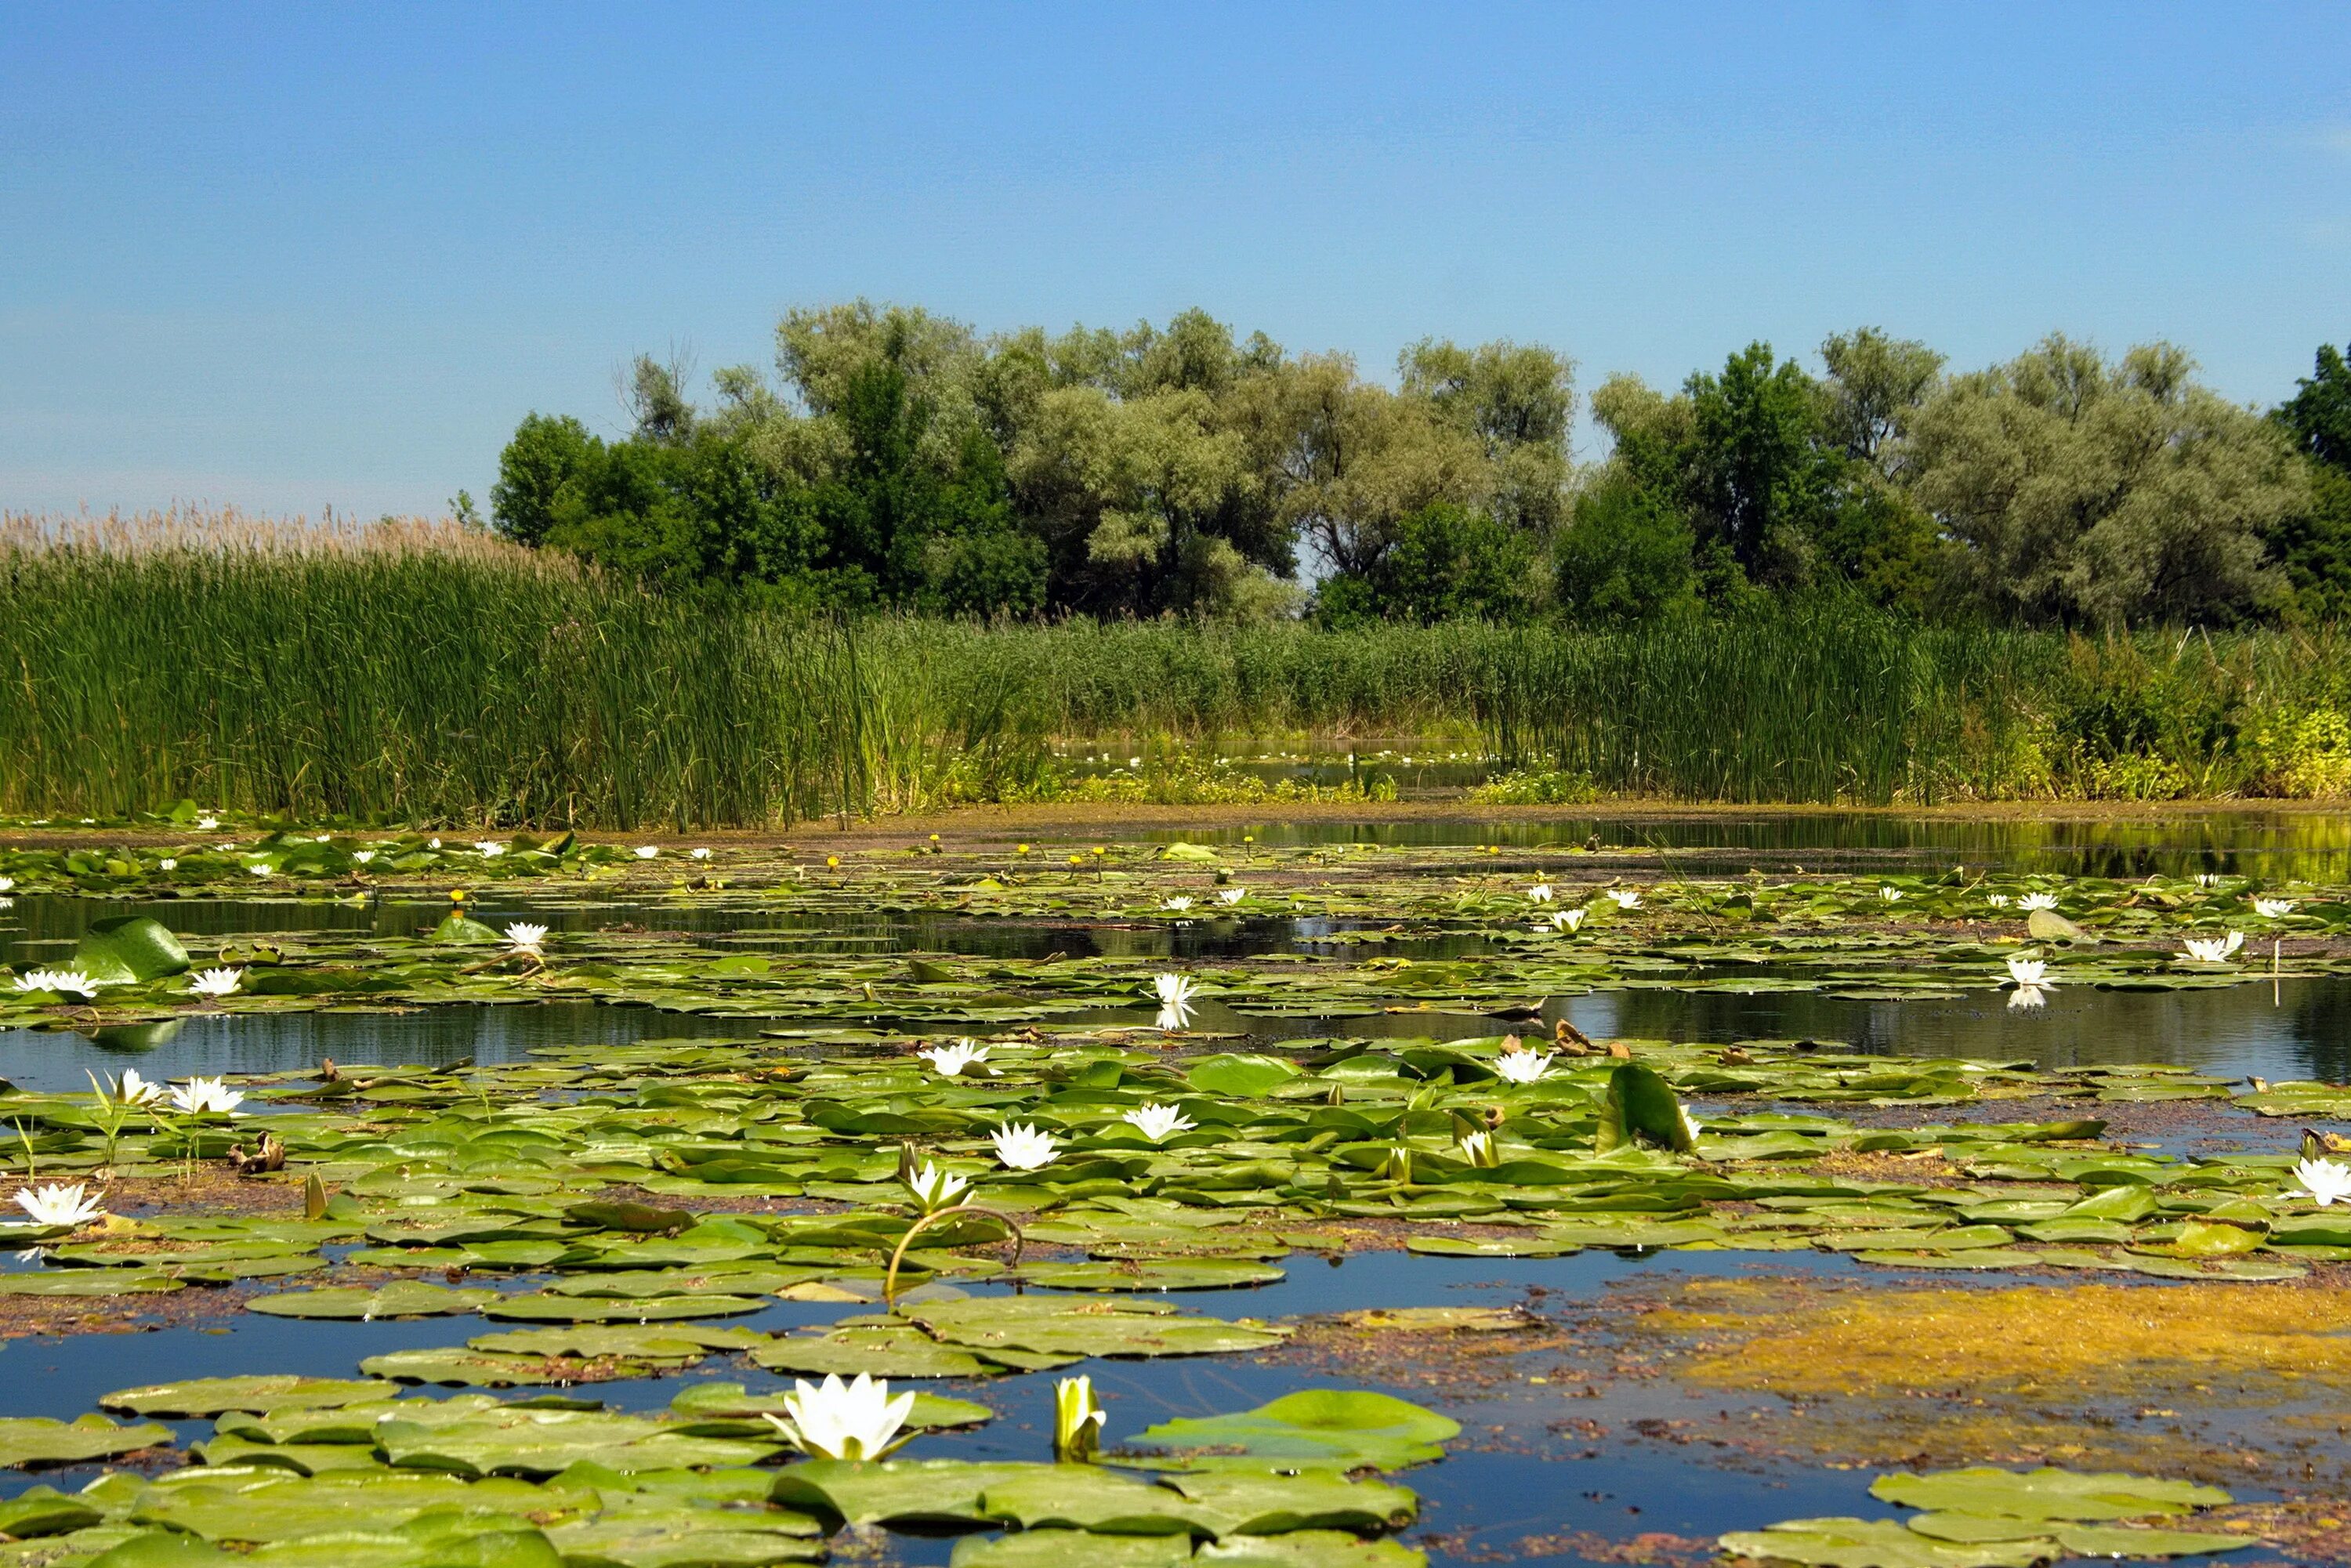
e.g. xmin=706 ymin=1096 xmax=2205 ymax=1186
xmin=1136 ymin=808 xmax=2351 ymax=880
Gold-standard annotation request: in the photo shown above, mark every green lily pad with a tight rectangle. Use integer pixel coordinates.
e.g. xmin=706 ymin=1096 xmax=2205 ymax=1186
xmin=1869 ymin=1467 xmax=2232 ymax=1520
xmin=0 ymin=1484 xmax=103 ymax=1538
xmin=908 ymin=1297 xmax=1291 ymax=1360
xmin=752 ymin=1327 xmax=1010 ymax=1378
xmin=74 ymin=915 xmax=192 ymax=983
xmin=103 ymin=1378 xmax=398 ymax=1417
xmin=1124 ymin=1391 xmax=1458 ymax=1473
xmin=1186 ymin=1056 xmax=1302 ymax=1098
xmin=249 ymin=1283 xmax=499 ymax=1320
xmin=1016 ymin=1260 xmax=1287 ymax=1292
xmin=374 ymin=1407 xmax=781 ymax=1478
xmin=1719 ymin=1517 xmax=2054 ymax=1568
xmin=543 ymin=1512 xmax=829 ymax=1566
xmin=949 ymin=1532 xmax=1195 ymax=1568
xmin=0 ymin=1414 xmax=172 ymax=1468
xmin=480 ymin=1292 xmax=770 ymax=1323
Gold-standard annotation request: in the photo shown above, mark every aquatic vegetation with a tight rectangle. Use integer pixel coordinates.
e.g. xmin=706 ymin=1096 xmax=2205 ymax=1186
xmin=1724 ymin=1465 xmax=2244 ymax=1567
xmin=991 ymin=1122 xmax=1060 ymax=1171
xmin=9 ymin=1181 xmax=105 ymax=1228
xmin=919 ymin=1040 xmax=992 ymax=1077
xmin=185 ymin=965 xmax=242 ymax=998
xmin=1053 ymin=1374 xmax=1107 ymax=1461
xmin=2179 ymin=932 xmax=2245 ymax=963
xmin=765 ymin=1372 xmax=917 ymax=1461
xmin=167 ymin=1076 xmax=244 ymax=1116
xmin=2291 ymin=1156 xmax=2351 ymax=1207
xmin=1122 ymin=1103 xmax=1198 ymax=1143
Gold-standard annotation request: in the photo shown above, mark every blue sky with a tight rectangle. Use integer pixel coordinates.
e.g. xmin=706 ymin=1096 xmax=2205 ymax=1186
xmin=5 ymin=3 xmax=2347 ymax=519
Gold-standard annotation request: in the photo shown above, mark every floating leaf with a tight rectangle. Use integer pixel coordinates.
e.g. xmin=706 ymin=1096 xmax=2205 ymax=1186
xmin=74 ymin=915 xmax=191 ymax=983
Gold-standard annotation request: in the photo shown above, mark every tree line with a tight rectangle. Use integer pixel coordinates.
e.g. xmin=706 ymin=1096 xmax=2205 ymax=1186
xmin=488 ymin=302 xmax=2351 ymax=626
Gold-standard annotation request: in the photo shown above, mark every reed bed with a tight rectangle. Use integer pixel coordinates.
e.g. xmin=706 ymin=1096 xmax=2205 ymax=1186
xmin=3 ymin=511 xmax=2347 ymax=824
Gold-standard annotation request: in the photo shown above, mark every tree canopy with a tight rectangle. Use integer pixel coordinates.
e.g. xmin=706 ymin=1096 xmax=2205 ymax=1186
xmin=493 ymin=304 xmax=2346 ymax=628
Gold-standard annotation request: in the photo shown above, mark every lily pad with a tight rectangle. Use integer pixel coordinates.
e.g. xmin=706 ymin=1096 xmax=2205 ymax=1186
xmin=1124 ymin=1390 xmax=1458 ymax=1472
xmin=103 ymin=1378 xmax=399 ymax=1417
xmin=74 ymin=915 xmax=191 ymax=983
xmin=249 ymin=1283 xmax=499 ymax=1320
xmin=909 ymin=1297 xmax=1291 ymax=1360
xmin=1869 ymin=1467 xmax=2232 ymax=1520
xmin=0 ymin=1414 xmax=172 ymax=1468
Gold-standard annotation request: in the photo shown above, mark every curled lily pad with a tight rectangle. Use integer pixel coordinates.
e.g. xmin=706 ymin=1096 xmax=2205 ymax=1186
xmin=74 ymin=915 xmax=191 ymax=983
xmin=0 ymin=1414 xmax=172 ymax=1468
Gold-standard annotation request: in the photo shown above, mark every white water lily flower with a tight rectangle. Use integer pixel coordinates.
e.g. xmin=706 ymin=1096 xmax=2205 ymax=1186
xmin=1054 ymin=1375 xmax=1107 ymax=1461
xmin=187 ymin=968 xmax=243 ymax=999
xmin=1527 ymin=884 xmax=1554 ymax=904
xmin=2006 ymin=983 xmax=2049 ymax=1011
xmin=502 ymin=922 xmax=549 ymax=957
xmin=1152 ymin=972 xmax=1198 ymax=1031
xmin=1123 ymin=1103 xmax=1196 ymax=1143
xmin=2196 ymin=872 xmax=2222 ymax=889
xmin=244 ymin=862 xmax=271 ymax=878
xmin=169 ymin=1077 xmax=244 ymax=1116
xmin=902 ymin=1160 xmax=969 ymax=1214
xmin=156 ymin=858 xmax=176 ymax=872
xmin=635 ymin=846 xmax=660 ymax=860
xmin=1456 ymin=1129 xmax=1494 ymax=1166
xmin=10 ymin=1183 xmax=106 ymax=1229
xmin=1494 ymin=1049 xmax=1555 ymax=1085
xmin=197 ymin=815 xmax=220 ymax=831
xmin=991 ymin=1122 xmax=1060 ymax=1171
xmin=429 ymin=837 xmax=442 ymax=849
xmin=1985 ymin=893 xmax=2011 ymax=908
xmin=763 ymin=1373 xmax=915 ymax=1461
xmin=1679 ymin=1106 xmax=1704 ymax=1143
xmin=1162 ymin=896 xmax=1194 ymax=913
xmin=2253 ymin=897 xmax=2297 ymax=918
xmin=352 ymin=849 xmax=377 ymax=865
xmin=0 ymin=877 xmax=13 ymax=893
xmin=2180 ymin=932 xmax=2245 ymax=964
xmin=2004 ymin=955 xmax=2052 ymax=988
xmin=2018 ymin=892 xmax=2059 ymax=912
xmin=1608 ymin=889 xmax=1643 ymax=910
xmin=14 ymin=969 xmax=96 ymax=998
xmin=1216 ymin=887 xmax=1247 ymax=906
xmin=1879 ymin=886 xmax=1903 ymax=903
xmin=115 ymin=1069 xmax=165 ymax=1106
xmin=474 ymin=841 xmax=505 ymax=857
xmin=2295 ymin=1156 xmax=2351 ymax=1208
xmin=918 ymin=1040 xmax=991 ymax=1077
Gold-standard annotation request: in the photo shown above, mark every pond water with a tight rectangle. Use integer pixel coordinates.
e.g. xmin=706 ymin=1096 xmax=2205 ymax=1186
xmin=0 ymin=809 xmax=2338 ymax=1566
xmin=1136 ymin=808 xmax=2351 ymax=880
xmin=0 ymin=1247 xmax=1954 ymax=1566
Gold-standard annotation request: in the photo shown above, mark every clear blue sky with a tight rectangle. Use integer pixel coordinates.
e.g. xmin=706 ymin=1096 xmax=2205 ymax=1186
xmin=5 ymin=3 xmax=2347 ymax=520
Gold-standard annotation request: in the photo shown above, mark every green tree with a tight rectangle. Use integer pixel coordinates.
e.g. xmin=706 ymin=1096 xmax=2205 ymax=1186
xmin=1907 ymin=335 xmax=2304 ymax=625
xmin=2269 ymin=343 xmax=2351 ymax=621
xmin=1316 ymin=502 xmax=1538 ymax=626
xmin=1552 ymin=477 xmax=1696 ymax=622
xmin=490 ymin=414 xmax=601 ymax=546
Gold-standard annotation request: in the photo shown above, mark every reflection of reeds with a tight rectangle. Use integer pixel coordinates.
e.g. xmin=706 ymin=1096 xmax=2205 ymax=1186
xmin=4 ymin=511 xmax=2349 ymax=822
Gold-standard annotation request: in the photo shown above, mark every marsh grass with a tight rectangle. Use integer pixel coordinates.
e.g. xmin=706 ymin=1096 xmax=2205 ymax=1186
xmin=4 ymin=511 xmax=2348 ymax=824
